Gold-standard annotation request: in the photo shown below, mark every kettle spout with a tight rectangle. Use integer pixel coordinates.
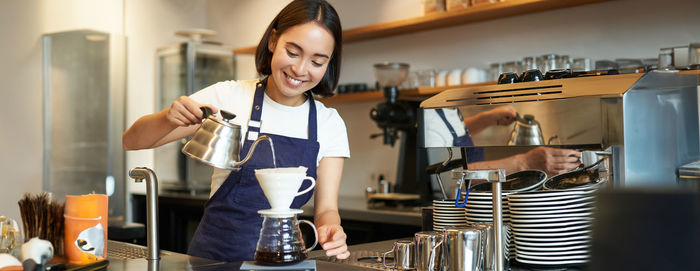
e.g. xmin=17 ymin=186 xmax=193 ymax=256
xmin=233 ymin=135 xmax=275 ymax=169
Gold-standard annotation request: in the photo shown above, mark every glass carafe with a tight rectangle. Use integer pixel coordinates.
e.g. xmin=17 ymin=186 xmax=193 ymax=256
xmin=254 ymin=213 xmax=318 ymax=265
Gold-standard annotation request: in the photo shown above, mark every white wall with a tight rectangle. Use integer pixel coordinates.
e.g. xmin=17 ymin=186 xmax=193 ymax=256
xmin=205 ymin=0 xmax=700 ymax=199
xmin=0 ymin=0 xmax=125 ymax=224
xmin=2 ymin=0 xmax=699 ymax=223
xmin=123 ymin=0 xmax=207 ymax=196
xmin=0 ymin=0 xmax=205 ymax=222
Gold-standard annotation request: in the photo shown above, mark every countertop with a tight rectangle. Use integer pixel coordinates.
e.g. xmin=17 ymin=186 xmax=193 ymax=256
xmin=301 ymin=196 xmax=422 ymax=226
xmin=103 ymin=240 xmax=377 ymax=270
xmin=104 ymin=239 xmax=585 ymax=271
xmin=141 ymin=190 xmax=423 ymax=226
xmin=310 ymin=239 xmax=584 ymax=271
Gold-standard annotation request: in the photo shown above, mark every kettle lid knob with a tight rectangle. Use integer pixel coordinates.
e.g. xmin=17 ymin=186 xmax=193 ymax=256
xmin=221 ymin=110 xmax=236 ymax=121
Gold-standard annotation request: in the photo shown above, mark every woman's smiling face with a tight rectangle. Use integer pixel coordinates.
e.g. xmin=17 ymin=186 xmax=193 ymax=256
xmin=267 ymin=22 xmax=335 ymax=105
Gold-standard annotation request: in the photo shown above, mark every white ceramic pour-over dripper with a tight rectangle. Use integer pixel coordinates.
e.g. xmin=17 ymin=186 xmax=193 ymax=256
xmin=255 ymin=166 xmax=316 ymax=211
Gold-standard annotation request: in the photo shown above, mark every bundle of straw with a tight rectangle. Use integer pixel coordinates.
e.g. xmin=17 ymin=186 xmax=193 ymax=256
xmin=17 ymin=192 xmax=65 ymax=256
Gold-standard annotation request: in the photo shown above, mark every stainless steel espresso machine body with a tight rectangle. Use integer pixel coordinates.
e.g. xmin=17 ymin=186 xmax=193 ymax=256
xmin=420 ymin=71 xmax=700 ymax=187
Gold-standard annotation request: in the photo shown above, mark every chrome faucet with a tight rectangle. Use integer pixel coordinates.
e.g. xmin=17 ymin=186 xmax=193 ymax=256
xmin=129 ymin=167 xmax=160 ymax=260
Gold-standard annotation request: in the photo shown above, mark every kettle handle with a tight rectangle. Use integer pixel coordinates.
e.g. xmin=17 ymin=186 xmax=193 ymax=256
xmin=200 ymin=107 xmax=213 ymax=119
xmin=298 ymin=219 xmax=318 ymax=253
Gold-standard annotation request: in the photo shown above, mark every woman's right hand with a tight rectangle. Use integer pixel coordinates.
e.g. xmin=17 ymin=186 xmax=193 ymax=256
xmin=486 ymin=105 xmax=517 ymax=126
xmin=166 ymin=96 xmax=218 ymax=127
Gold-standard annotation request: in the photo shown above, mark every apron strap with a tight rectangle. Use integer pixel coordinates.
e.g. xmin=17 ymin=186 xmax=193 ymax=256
xmin=435 ymin=108 xmax=459 ymax=140
xmin=243 ymin=78 xmax=319 ymax=144
xmin=307 ymin=91 xmax=317 ymax=142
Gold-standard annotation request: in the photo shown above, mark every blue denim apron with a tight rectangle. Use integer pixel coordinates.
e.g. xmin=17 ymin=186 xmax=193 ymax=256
xmin=187 ymin=78 xmax=319 ymax=262
xmin=435 ymin=108 xmax=484 ymax=162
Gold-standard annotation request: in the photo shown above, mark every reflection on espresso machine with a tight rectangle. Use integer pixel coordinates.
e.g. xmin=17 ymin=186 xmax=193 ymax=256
xmin=420 ymin=71 xmax=700 ymax=187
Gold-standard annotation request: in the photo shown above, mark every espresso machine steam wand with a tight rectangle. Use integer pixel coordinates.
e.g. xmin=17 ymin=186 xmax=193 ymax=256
xmin=453 ymin=169 xmax=507 ymax=271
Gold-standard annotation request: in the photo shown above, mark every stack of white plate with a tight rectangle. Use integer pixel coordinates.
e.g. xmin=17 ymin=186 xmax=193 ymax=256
xmin=507 ymin=188 xmax=597 ymax=267
xmin=463 ymin=192 xmax=511 ymax=224
xmin=432 ymin=199 xmax=468 ymax=230
xmin=461 ymin=192 xmax=515 ymax=259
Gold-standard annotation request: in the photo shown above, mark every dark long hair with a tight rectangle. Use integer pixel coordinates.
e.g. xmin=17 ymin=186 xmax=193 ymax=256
xmin=255 ymin=0 xmax=342 ymax=97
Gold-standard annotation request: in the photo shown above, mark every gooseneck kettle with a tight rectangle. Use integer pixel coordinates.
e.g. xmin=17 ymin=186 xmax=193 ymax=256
xmin=182 ymin=107 xmax=274 ymax=170
xmin=507 ymin=113 xmax=545 ymax=146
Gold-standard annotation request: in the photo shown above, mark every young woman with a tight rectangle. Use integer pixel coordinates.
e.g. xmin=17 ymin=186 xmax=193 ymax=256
xmin=122 ymin=0 xmax=350 ymax=262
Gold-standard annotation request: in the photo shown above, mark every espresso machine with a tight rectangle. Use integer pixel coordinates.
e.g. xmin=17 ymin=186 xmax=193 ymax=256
xmin=420 ymin=70 xmax=700 ymax=188
xmin=418 ymin=71 xmax=699 ymax=271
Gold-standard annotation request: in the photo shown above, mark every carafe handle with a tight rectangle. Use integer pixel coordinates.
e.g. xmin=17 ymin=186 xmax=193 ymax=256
xmin=298 ymin=219 xmax=318 ymax=253
xmin=382 ymin=247 xmax=395 ymax=269
xmin=295 ymin=177 xmax=316 ymax=197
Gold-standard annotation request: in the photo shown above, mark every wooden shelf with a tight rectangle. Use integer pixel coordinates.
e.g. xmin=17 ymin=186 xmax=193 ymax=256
xmin=233 ymin=0 xmax=609 ymax=55
xmin=317 ymin=81 xmax=497 ymax=105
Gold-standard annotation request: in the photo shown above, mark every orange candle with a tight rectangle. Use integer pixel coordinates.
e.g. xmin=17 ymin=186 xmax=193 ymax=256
xmin=64 ymin=194 xmax=108 ymax=264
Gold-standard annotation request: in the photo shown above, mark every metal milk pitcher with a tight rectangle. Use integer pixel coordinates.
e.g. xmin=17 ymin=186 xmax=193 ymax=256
xmin=442 ymin=226 xmax=484 ymax=271
xmin=415 ymin=231 xmax=443 ymax=271
xmin=182 ymin=107 xmax=273 ymax=170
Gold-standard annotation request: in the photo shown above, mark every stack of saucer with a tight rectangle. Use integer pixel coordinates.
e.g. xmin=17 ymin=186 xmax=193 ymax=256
xmin=463 ymin=192 xmax=511 ymax=224
xmin=507 ymin=188 xmax=597 ymax=267
xmin=461 ymin=192 xmax=514 ymax=259
xmin=463 ymin=169 xmax=547 ymax=224
xmin=432 ymin=199 xmax=468 ymax=230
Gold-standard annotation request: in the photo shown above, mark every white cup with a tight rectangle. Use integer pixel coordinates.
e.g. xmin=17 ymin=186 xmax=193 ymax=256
xmin=462 ymin=67 xmax=485 ymax=84
xmin=435 ymin=70 xmax=449 ymax=87
xmin=255 ymin=167 xmax=316 ymax=211
xmin=446 ymin=69 xmax=462 ymax=86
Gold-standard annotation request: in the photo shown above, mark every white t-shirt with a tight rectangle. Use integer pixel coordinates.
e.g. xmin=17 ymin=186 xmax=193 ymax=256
xmin=190 ymin=79 xmax=350 ymax=196
xmin=423 ymin=108 xmax=468 ymax=148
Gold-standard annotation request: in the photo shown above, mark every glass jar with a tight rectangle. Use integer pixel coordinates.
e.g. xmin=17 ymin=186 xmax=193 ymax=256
xmin=502 ymin=61 xmax=518 ymax=74
xmin=488 ymin=63 xmax=503 ymax=82
xmin=572 ymin=58 xmax=593 ymax=72
xmin=658 ymin=47 xmax=674 ymax=69
xmin=417 ymin=69 xmax=437 ymax=87
xmin=521 ymin=56 xmax=539 ymax=73
xmin=541 ymin=54 xmax=561 ymax=73
xmin=560 ymin=55 xmax=572 ymax=69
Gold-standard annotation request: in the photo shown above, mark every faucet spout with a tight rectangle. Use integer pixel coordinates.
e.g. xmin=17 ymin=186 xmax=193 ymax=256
xmin=129 ymin=167 xmax=160 ymax=260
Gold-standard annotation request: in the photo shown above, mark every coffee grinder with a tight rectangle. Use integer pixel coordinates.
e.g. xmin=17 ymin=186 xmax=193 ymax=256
xmin=369 ymin=62 xmax=432 ymax=204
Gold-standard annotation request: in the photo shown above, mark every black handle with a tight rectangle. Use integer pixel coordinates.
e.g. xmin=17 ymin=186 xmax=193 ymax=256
xmin=200 ymin=107 xmax=213 ymax=120
xmin=425 ymin=158 xmax=465 ymax=174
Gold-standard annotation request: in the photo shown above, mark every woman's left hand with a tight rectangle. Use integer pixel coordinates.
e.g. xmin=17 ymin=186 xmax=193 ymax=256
xmin=317 ymin=224 xmax=350 ymax=259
